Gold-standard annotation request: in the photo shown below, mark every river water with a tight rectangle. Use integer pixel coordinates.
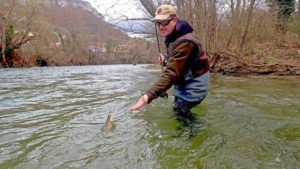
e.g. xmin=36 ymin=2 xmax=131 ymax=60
xmin=0 ymin=65 xmax=299 ymax=169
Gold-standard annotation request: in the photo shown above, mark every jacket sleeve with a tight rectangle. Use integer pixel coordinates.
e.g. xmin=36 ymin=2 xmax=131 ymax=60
xmin=145 ymin=41 xmax=196 ymax=103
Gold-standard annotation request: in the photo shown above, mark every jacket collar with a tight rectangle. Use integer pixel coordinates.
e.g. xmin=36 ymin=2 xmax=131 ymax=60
xmin=165 ymin=19 xmax=193 ymax=47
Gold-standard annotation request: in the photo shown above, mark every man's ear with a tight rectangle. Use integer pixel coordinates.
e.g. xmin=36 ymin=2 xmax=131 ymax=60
xmin=173 ymin=17 xmax=178 ymax=24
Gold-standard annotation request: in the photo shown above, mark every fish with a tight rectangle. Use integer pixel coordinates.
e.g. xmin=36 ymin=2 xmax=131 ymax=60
xmin=106 ymin=114 xmax=113 ymax=132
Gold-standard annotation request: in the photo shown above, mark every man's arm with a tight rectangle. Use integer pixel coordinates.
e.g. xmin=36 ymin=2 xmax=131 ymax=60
xmin=145 ymin=41 xmax=196 ymax=102
xmin=130 ymin=42 xmax=196 ymax=111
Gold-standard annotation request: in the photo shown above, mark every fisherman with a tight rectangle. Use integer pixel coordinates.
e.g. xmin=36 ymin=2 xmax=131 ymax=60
xmin=130 ymin=4 xmax=210 ymax=116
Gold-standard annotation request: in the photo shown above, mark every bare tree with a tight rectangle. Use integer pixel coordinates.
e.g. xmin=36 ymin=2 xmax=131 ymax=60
xmin=0 ymin=0 xmax=17 ymax=67
xmin=0 ymin=0 xmax=45 ymax=67
xmin=1 ymin=13 xmax=8 ymax=67
xmin=227 ymin=0 xmax=242 ymax=48
xmin=298 ymin=0 xmax=300 ymax=14
xmin=208 ymin=0 xmax=217 ymax=51
xmin=140 ymin=0 xmax=156 ymax=17
xmin=240 ymin=0 xmax=256 ymax=49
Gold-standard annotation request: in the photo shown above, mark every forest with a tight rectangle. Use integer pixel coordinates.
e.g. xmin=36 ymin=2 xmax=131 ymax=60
xmin=139 ymin=0 xmax=300 ymax=75
xmin=1 ymin=0 xmax=300 ymax=75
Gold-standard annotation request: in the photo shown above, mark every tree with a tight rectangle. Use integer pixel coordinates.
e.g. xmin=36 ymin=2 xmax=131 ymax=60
xmin=240 ymin=0 xmax=256 ymax=49
xmin=0 ymin=0 xmax=46 ymax=67
xmin=0 ymin=0 xmax=17 ymax=67
xmin=276 ymin=0 xmax=295 ymax=20
xmin=140 ymin=0 xmax=156 ymax=17
xmin=288 ymin=11 xmax=300 ymax=36
xmin=227 ymin=0 xmax=242 ymax=48
xmin=1 ymin=13 xmax=8 ymax=67
xmin=298 ymin=0 xmax=300 ymax=15
xmin=139 ymin=0 xmax=219 ymax=52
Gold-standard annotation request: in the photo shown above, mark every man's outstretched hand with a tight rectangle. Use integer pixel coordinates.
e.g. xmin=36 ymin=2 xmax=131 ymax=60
xmin=130 ymin=95 xmax=149 ymax=111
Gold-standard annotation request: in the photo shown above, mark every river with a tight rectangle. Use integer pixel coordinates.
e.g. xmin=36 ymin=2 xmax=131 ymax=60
xmin=0 ymin=65 xmax=299 ymax=168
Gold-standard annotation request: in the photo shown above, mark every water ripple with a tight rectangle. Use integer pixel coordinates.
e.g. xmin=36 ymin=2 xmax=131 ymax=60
xmin=0 ymin=66 xmax=299 ymax=168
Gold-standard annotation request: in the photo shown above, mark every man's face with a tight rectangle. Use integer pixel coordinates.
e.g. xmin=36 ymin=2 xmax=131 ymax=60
xmin=156 ymin=17 xmax=177 ymax=37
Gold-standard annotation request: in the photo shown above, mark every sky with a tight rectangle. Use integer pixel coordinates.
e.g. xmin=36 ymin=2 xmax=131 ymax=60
xmin=85 ymin=0 xmax=300 ymax=19
xmin=83 ymin=0 xmax=154 ymax=37
xmin=84 ymin=0 xmax=146 ymax=21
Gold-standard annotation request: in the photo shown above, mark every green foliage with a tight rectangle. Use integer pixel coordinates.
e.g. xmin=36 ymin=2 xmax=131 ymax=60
xmin=6 ymin=25 xmax=14 ymax=45
xmin=0 ymin=25 xmax=15 ymax=59
xmin=288 ymin=14 xmax=300 ymax=35
xmin=272 ymin=0 xmax=295 ymax=20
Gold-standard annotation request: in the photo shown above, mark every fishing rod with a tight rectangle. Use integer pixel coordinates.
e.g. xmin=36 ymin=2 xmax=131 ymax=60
xmin=151 ymin=0 xmax=164 ymax=73
xmin=152 ymin=1 xmax=168 ymax=98
xmin=154 ymin=23 xmax=164 ymax=72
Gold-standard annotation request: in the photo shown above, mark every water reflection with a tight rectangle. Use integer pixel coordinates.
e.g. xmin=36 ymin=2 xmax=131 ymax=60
xmin=173 ymin=112 xmax=204 ymax=139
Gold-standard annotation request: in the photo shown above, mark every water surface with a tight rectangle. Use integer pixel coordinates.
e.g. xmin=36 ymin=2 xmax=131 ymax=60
xmin=0 ymin=65 xmax=299 ymax=168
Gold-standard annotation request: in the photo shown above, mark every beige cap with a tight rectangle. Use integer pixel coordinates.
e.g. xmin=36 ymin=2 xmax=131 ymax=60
xmin=154 ymin=4 xmax=176 ymax=21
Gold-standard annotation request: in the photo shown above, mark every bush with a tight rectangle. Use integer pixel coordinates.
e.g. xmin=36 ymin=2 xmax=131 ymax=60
xmin=288 ymin=14 xmax=300 ymax=36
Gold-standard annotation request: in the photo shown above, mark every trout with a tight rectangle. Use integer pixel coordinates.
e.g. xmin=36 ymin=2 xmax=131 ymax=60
xmin=106 ymin=114 xmax=113 ymax=132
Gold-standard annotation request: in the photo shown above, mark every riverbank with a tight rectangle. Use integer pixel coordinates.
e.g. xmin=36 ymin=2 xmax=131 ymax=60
xmin=2 ymin=43 xmax=300 ymax=76
xmin=210 ymin=44 xmax=300 ymax=76
xmin=146 ymin=43 xmax=300 ymax=76
xmin=147 ymin=45 xmax=300 ymax=76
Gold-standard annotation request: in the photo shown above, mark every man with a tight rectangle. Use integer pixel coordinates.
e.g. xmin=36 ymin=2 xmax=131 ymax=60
xmin=130 ymin=4 xmax=210 ymax=115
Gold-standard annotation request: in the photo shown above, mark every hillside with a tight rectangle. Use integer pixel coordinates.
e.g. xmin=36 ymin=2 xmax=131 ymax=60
xmin=1 ymin=0 xmax=157 ymax=67
xmin=44 ymin=0 xmax=129 ymax=41
xmin=50 ymin=0 xmax=103 ymax=19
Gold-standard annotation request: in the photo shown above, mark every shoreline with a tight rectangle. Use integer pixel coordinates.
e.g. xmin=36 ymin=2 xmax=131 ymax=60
xmin=1 ymin=63 xmax=300 ymax=77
